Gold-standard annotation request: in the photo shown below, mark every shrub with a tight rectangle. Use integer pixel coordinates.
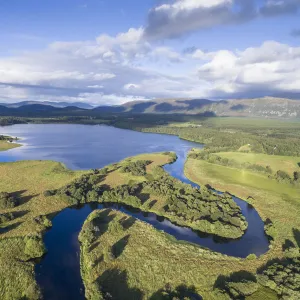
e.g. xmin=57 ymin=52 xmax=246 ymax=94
xmin=24 ymin=235 xmax=47 ymax=259
xmin=258 ymin=258 xmax=300 ymax=299
xmin=0 ymin=212 xmax=14 ymax=224
xmin=214 ymin=271 xmax=258 ymax=299
xmin=120 ymin=160 xmax=152 ymax=176
xmin=246 ymin=254 xmax=257 ymax=260
xmin=33 ymin=215 xmax=52 ymax=228
xmin=0 ymin=192 xmax=18 ymax=209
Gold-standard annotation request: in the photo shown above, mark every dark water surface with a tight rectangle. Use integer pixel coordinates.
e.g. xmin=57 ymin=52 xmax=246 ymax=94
xmin=0 ymin=124 xmax=269 ymax=300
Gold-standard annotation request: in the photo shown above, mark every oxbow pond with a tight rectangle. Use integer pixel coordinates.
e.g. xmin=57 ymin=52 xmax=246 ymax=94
xmin=0 ymin=124 xmax=269 ymax=300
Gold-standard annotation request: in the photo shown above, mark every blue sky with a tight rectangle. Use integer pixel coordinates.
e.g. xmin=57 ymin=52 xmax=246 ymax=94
xmin=0 ymin=0 xmax=299 ymax=105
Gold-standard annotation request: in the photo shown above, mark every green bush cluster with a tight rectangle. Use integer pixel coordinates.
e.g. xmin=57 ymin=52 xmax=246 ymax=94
xmin=121 ymin=160 xmax=152 ymax=176
xmin=33 ymin=215 xmax=52 ymax=229
xmin=101 ymin=185 xmax=142 ymax=208
xmin=264 ymin=219 xmax=277 ymax=241
xmin=0 ymin=212 xmax=15 ymax=225
xmin=0 ymin=192 xmax=19 ymax=209
xmin=142 ymin=173 xmax=247 ymax=238
xmin=258 ymin=258 xmax=300 ymax=299
xmin=24 ymin=235 xmax=47 ymax=259
xmin=214 ymin=271 xmax=258 ymax=299
xmin=49 ymin=171 xmax=107 ymax=205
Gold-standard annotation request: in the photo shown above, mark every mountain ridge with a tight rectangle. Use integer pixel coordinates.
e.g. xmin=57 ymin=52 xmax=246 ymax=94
xmin=0 ymin=97 xmax=299 ymax=119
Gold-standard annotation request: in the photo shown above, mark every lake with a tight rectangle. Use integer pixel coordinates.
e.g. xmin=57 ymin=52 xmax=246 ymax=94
xmin=0 ymin=124 xmax=269 ymax=300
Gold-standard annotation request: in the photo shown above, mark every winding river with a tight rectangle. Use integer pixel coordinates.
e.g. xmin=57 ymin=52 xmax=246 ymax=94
xmin=0 ymin=124 xmax=269 ymax=300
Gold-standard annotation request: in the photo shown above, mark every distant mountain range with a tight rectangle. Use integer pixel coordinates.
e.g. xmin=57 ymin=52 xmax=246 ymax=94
xmin=0 ymin=97 xmax=299 ymax=119
xmin=0 ymin=101 xmax=94 ymax=109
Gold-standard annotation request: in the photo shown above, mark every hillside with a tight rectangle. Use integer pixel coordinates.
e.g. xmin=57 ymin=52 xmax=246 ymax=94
xmin=0 ymin=101 xmax=94 ymax=109
xmin=0 ymin=97 xmax=299 ymax=119
xmin=120 ymin=97 xmax=300 ymax=118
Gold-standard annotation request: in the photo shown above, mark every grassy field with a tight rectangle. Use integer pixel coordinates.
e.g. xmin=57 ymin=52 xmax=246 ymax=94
xmin=185 ymin=157 xmax=300 ymax=260
xmin=0 ymin=140 xmax=21 ymax=151
xmin=0 ymin=160 xmax=87 ymax=299
xmin=79 ymin=209 xmax=278 ymax=300
xmin=217 ymin=152 xmax=300 ymax=176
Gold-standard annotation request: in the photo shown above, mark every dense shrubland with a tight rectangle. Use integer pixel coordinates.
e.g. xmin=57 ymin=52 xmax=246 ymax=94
xmin=120 ymin=160 xmax=152 ymax=176
xmin=44 ymin=171 xmax=107 ymax=205
xmin=214 ymin=271 xmax=258 ymax=299
xmin=46 ymin=159 xmax=247 ymax=238
xmin=258 ymin=258 xmax=300 ymax=299
xmin=142 ymin=170 xmax=247 ymax=238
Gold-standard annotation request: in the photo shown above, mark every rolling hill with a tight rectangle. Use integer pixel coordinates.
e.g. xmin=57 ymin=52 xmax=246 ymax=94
xmin=0 ymin=97 xmax=299 ymax=119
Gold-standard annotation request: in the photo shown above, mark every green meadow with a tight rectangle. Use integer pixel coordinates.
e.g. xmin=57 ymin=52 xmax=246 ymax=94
xmin=217 ymin=152 xmax=300 ymax=176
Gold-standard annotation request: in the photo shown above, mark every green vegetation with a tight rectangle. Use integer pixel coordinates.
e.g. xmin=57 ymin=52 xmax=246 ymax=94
xmin=216 ymin=152 xmax=300 ymax=177
xmin=47 ymin=155 xmax=247 ymax=239
xmin=0 ymin=160 xmax=88 ymax=299
xmin=142 ymin=169 xmax=247 ymax=238
xmin=0 ymin=152 xmax=180 ymax=299
xmin=0 ymin=192 xmax=19 ymax=209
xmin=189 ymin=150 xmax=300 ymax=185
xmin=2 ymin=115 xmax=300 ymax=299
xmin=214 ymin=271 xmax=258 ymax=299
xmin=258 ymin=258 xmax=300 ymax=299
xmin=121 ymin=160 xmax=152 ymax=176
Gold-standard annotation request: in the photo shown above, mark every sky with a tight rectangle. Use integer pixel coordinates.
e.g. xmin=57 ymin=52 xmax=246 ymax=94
xmin=0 ymin=0 xmax=299 ymax=105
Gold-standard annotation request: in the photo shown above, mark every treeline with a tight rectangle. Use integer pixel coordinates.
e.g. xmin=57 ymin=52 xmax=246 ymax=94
xmin=115 ymin=118 xmax=300 ymax=157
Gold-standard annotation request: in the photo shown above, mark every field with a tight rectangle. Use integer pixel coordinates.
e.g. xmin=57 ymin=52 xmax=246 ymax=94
xmin=79 ymin=209 xmax=278 ymax=300
xmin=217 ymin=152 xmax=300 ymax=176
xmin=185 ymin=157 xmax=300 ymax=258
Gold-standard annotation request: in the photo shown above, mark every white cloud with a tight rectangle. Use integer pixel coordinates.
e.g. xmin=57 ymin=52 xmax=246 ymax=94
xmin=0 ymin=34 xmax=300 ymax=105
xmin=197 ymin=41 xmax=300 ymax=97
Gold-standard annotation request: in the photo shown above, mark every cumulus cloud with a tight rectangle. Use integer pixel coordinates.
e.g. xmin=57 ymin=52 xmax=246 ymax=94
xmin=0 ymin=22 xmax=300 ymax=104
xmin=196 ymin=41 xmax=300 ymax=98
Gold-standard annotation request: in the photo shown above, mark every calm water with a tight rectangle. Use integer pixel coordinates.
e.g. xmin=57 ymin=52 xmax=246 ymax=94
xmin=0 ymin=124 xmax=269 ymax=300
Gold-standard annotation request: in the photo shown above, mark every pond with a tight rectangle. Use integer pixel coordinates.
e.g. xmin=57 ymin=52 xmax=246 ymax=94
xmin=0 ymin=124 xmax=269 ymax=300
